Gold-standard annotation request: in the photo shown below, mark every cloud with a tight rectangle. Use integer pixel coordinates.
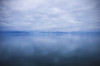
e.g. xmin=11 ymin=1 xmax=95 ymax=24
xmin=4 ymin=0 xmax=46 ymax=11
xmin=0 ymin=0 xmax=100 ymax=32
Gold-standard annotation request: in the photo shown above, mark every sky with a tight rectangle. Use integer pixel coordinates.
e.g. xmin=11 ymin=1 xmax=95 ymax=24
xmin=0 ymin=0 xmax=100 ymax=32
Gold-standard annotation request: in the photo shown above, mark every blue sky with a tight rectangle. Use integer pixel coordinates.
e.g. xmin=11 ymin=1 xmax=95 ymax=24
xmin=0 ymin=0 xmax=100 ymax=32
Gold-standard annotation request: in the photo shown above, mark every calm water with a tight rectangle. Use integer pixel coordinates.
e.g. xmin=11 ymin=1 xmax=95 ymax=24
xmin=0 ymin=33 xmax=100 ymax=66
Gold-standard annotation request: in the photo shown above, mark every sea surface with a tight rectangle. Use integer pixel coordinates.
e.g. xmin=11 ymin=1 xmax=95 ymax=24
xmin=0 ymin=32 xmax=100 ymax=66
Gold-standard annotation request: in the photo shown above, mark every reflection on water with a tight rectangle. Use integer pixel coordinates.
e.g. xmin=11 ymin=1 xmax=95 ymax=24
xmin=0 ymin=33 xmax=100 ymax=66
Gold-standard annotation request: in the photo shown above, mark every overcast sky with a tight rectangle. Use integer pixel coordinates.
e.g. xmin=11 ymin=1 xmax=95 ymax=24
xmin=0 ymin=0 xmax=100 ymax=32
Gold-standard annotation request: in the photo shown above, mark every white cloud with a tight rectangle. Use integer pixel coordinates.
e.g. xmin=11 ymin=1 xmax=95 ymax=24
xmin=4 ymin=0 xmax=46 ymax=11
xmin=49 ymin=7 xmax=64 ymax=14
xmin=0 ymin=0 xmax=99 ymax=31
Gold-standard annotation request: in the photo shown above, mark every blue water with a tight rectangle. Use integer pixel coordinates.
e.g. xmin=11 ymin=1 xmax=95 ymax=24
xmin=0 ymin=32 xmax=100 ymax=66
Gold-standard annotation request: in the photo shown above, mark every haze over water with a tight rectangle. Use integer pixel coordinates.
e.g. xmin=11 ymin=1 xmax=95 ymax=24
xmin=0 ymin=0 xmax=100 ymax=66
xmin=0 ymin=32 xmax=100 ymax=66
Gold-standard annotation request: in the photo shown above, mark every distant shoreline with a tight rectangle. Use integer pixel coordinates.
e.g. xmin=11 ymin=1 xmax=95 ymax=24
xmin=0 ymin=31 xmax=100 ymax=34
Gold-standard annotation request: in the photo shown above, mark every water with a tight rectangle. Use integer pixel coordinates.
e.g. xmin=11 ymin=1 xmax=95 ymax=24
xmin=0 ymin=32 xmax=100 ymax=66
